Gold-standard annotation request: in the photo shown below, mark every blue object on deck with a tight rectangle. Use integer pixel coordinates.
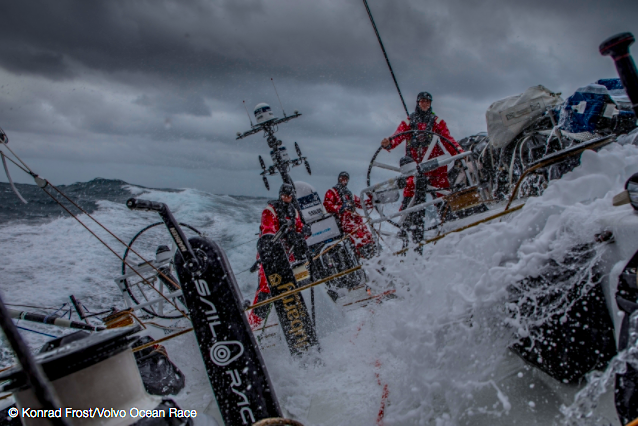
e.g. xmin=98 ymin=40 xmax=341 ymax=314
xmin=597 ymin=78 xmax=624 ymax=91
xmin=559 ymin=84 xmax=615 ymax=133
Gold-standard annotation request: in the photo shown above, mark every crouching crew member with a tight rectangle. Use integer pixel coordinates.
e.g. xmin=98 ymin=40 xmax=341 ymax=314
xmin=248 ymin=183 xmax=312 ymax=327
xmin=323 ymin=171 xmax=376 ymax=259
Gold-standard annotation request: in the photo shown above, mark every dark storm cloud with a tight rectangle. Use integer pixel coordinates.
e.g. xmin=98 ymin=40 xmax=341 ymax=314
xmin=2 ymin=0 xmax=636 ymax=92
xmin=0 ymin=0 xmax=637 ymax=196
xmin=0 ymin=1 xmax=384 ymax=87
xmin=0 ymin=45 xmax=73 ymax=81
xmin=133 ymin=93 xmax=212 ymax=117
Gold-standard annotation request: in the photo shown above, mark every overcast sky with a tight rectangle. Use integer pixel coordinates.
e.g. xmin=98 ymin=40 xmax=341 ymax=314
xmin=1 ymin=0 xmax=637 ymax=197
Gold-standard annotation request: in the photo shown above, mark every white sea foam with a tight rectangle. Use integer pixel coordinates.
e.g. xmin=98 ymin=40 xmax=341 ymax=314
xmin=2 ymin=143 xmax=638 ymax=425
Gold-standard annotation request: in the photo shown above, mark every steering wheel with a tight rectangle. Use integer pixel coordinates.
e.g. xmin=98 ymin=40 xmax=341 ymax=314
xmin=368 ymin=130 xmax=462 ymax=184
xmin=366 ymin=130 xmax=461 ymax=229
xmin=121 ymin=221 xmax=203 ymax=319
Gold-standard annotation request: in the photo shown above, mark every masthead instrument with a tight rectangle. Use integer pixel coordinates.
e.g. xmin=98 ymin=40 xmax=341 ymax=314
xmin=236 ymin=103 xmax=310 ymax=191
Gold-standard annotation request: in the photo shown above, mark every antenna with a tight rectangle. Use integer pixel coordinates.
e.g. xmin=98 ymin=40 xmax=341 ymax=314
xmin=271 ymin=78 xmax=287 ymax=118
xmin=243 ymin=100 xmax=254 ymax=127
xmin=362 ymin=0 xmax=409 ymax=117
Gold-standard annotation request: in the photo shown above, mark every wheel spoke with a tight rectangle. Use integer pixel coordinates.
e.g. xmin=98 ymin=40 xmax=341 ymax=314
xmin=157 ymin=279 xmax=165 ymax=316
xmin=371 ymin=161 xmax=400 ymax=172
xmin=134 ymin=281 xmax=158 ymax=315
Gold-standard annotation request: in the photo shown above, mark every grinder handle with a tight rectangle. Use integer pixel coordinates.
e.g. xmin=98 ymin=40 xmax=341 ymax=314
xmin=600 ymin=32 xmax=638 ymax=117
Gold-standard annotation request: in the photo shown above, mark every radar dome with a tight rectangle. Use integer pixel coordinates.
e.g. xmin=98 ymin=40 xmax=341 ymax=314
xmin=254 ymin=103 xmax=275 ymax=124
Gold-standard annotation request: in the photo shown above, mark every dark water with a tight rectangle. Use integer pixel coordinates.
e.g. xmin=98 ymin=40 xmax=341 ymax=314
xmin=0 ymin=178 xmax=177 ymax=224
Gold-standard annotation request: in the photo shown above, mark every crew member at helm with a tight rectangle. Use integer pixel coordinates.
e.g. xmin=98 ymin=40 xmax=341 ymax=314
xmin=323 ymin=172 xmax=375 ymax=259
xmin=381 ymin=91 xmax=463 ymax=193
xmin=380 ymin=92 xmax=463 ymax=249
xmin=248 ymin=183 xmax=311 ymax=327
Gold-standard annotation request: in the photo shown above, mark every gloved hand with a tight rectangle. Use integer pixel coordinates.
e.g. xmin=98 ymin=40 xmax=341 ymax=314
xmin=279 ymin=218 xmax=292 ymax=234
xmin=415 ymin=175 xmax=429 ymax=192
xmin=397 ymin=176 xmax=407 ymax=189
xmin=415 ymin=132 xmax=431 ymax=144
xmin=285 ymin=228 xmax=303 ymax=246
xmin=249 ymin=260 xmax=261 ymax=274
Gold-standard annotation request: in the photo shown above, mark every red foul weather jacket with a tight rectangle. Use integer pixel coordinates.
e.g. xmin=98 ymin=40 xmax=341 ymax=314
xmin=248 ymin=201 xmax=305 ymax=327
xmin=323 ymin=187 xmax=374 ymax=251
xmin=386 ymin=115 xmax=463 ymax=197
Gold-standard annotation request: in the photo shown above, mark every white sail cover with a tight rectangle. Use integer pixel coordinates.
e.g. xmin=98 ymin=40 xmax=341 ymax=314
xmin=486 ymin=85 xmax=563 ymax=149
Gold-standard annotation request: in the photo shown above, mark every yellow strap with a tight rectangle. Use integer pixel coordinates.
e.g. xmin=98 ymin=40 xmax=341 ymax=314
xmin=245 ymin=266 xmax=362 ymax=312
xmin=393 ymin=203 xmax=525 ymax=256
xmin=131 ymin=327 xmax=194 ymax=353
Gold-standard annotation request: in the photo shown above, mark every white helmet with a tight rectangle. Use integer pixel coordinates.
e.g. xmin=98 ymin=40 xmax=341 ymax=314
xmin=254 ymin=103 xmax=275 ymax=124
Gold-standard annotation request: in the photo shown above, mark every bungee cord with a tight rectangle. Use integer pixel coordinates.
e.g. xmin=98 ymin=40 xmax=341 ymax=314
xmin=15 ymin=326 xmax=58 ymax=339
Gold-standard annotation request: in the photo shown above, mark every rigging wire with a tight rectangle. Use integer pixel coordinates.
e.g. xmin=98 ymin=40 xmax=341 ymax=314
xmin=46 ymin=182 xmax=183 ymax=289
xmin=361 ymin=0 xmax=409 ymax=117
xmin=0 ymin=150 xmax=30 ymax=175
xmin=226 ymin=237 xmax=259 ymax=251
xmin=0 ymin=139 xmax=36 ymax=175
xmin=2 ymin=143 xmax=186 ymax=304
xmin=2 ymin=139 xmax=188 ymax=319
xmin=271 ymin=78 xmax=287 ymax=117
xmin=5 ymin=303 xmax=63 ymax=311
xmin=235 ymin=266 xmax=253 ymax=276
xmin=243 ymin=100 xmax=255 ymax=127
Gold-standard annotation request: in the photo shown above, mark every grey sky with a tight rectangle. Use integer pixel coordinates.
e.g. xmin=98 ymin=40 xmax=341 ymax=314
xmin=1 ymin=0 xmax=637 ymax=197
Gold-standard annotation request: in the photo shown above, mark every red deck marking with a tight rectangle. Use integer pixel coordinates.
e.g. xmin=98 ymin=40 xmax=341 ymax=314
xmin=374 ymin=360 xmax=389 ymax=425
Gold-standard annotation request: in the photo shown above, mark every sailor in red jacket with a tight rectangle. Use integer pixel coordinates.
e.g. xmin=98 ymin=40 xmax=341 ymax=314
xmin=248 ymin=183 xmax=310 ymax=327
xmin=381 ymin=92 xmax=463 ymax=195
xmin=323 ymin=172 xmax=375 ymax=259
xmin=381 ymin=92 xmax=464 ymax=250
